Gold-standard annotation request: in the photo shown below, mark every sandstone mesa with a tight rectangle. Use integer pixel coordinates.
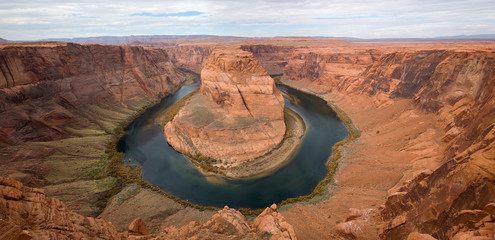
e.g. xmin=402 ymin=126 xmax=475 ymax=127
xmin=164 ymin=48 xmax=286 ymax=162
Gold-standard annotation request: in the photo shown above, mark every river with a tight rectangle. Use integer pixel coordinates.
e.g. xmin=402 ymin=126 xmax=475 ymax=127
xmin=117 ymin=82 xmax=348 ymax=209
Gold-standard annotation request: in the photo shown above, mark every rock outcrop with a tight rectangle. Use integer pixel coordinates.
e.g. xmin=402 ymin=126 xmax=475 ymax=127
xmin=0 ymin=177 xmax=297 ymax=239
xmin=159 ymin=205 xmax=296 ymax=240
xmin=0 ymin=176 xmax=121 ymax=239
xmin=345 ymin=50 xmax=495 ymax=239
xmin=163 ymin=45 xmax=214 ymax=73
xmin=164 ymin=48 xmax=285 ymax=162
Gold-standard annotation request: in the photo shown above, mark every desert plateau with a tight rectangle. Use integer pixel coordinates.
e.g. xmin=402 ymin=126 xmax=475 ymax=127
xmin=1 ymin=1 xmax=495 ymax=239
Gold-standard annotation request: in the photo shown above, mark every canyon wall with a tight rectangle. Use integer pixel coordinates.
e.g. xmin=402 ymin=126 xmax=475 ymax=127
xmin=284 ymin=49 xmax=495 ymax=239
xmin=240 ymin=44 xmax=295 ymax=75
xmin=283 ymin=48 xmax=382 ymax=92
xmin=0 ymin=42 xmax=191 ymax=201
xmin=163 ymin=45 xmax=214 ymax=73
xmin=161 ymin=44 xmax=295 ymax=75
xmin=360 ymin=51 xmax=495 ymax=239
xmin=0 ymin=42 xmax=187 ymax=144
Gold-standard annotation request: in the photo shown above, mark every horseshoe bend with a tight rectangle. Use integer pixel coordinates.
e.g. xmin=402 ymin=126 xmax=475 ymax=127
xmin=0 ymin=38 xmax=494 ymax=240
xmin=164 ymin=48 xmax=286 ymax=164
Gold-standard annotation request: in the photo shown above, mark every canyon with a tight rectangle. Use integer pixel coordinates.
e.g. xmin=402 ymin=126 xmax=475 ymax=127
xmin=0 ymin=38 xmax=494 ymax=239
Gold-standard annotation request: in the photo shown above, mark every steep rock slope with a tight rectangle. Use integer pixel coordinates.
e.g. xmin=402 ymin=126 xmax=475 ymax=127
xmin=357 ymin=50 xmax=495 ymax=239
xmin=280 ymin=47 xmax=494 ymax=239
xmin=0 ymin=42 xmax=186 ymax=144
xmin=164 ymin=48 xmax=285 ymax=162
xmin=240 ymin=44 xmax=295 ymax=75
xmin=283 ymin=48 xmax=382 ymax=92
xmin=163 ymin=45 xmax=214 ymax=73
xmin=0 ymin=42 xmax=190 ymax=213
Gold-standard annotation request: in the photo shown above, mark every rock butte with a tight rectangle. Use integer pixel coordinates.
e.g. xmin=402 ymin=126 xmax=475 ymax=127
xmin=164 ymin=48 xmax=285 ymax=162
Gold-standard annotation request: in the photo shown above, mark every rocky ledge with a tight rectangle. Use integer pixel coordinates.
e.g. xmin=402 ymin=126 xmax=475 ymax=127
xmin=164 ymin=48 xmax=286 ymax=162
xmin=0 ymin=176 xmax=296 ymax=239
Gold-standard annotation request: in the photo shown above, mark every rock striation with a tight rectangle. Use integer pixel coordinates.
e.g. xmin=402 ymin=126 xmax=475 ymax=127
xmin=0 ymin=42 xmax=187 ymax=144
xmin=164 ymin=48 xmax=285 ymax=162
xmin=279 ymin=45 xmax=495 ymax=239
xmin=0 ymin=42 xmax=190 ymax=187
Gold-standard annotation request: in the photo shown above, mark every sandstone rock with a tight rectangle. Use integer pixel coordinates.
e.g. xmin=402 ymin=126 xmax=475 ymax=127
xmin=0 ymin=177 xmax=121 ymax=239
xmin=128 ymin=218 xmax=149 ymax=235
xmin=0 ymin=42 xmax=187 ymax=143
xmin=0 ymin=42 xmax=189 ymax=193
xmin=253 ymin=204 xmax=297 ymax=240
xmin=334 ymin=208 xmax=373 ymax=239
xmin=164 ymin=48 xmax=285 ymax=162
xmin=158 ymin=205 xmax=296 ymax=239
xmin=406 ymin=232 xmax=437 ymax=240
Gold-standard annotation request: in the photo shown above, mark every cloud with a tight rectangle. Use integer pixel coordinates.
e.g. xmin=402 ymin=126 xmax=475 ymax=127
xmin=131 ymin=11 xmax=204 ymax=17
xmin=0 ymin=0 xmax=493 ymax=40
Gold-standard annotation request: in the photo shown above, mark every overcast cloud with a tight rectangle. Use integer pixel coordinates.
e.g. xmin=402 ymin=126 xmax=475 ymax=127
xmin=0 ymin=0 xmax=493 ymax=40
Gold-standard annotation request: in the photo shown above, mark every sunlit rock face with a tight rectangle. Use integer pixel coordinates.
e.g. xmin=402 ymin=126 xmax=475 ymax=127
xmin=164 ymin=48 xmax=285 ymax=162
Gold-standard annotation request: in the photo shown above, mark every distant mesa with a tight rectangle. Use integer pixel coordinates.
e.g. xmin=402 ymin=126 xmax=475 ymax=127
xmin=164 ymin=48 xmax=285 ymax=162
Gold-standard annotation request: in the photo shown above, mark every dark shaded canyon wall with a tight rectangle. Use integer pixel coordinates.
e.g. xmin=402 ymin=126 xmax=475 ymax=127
xmin=0 ymin=43 xmax=188 ymax=144
xmin=240 ymin=44 xmax=295 ymax=75
xmin=283 ymin=49 xmax=382 ymax=91
xmin=161 ymin=44 xmax=295 ymax=75
xmin=163 ymin=45 xmax=214 ymax=73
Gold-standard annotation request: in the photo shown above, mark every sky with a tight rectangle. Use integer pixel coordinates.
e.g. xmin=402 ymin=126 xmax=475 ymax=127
xmin=0 ymin=0 xmax=494 ymax=41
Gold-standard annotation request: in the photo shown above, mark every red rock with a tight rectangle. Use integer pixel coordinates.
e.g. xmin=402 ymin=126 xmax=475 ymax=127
xmin=164 ymin=48 xmax=285 ymax=162
xmin=128 ymin=218 xmax=149 ymax=235
xmin=406 ymin=232 xmax=437 ymax=240
xmin=0 ymin=177 xmax=120 ymax=239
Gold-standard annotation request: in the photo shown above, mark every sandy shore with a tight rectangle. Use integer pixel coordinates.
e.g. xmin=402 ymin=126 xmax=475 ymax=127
xmin=214 ymin=107 xmax=306 ymax=179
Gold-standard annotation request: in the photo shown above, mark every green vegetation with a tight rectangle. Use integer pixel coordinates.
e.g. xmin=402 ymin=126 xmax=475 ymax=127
xmin=161 ymin=89 xmax=199 ymax=126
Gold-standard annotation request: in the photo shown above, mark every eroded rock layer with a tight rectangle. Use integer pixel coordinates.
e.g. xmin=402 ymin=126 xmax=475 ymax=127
xmin=164 ymin=48 xmax=285 ymax=162
xmin=282 ymin=47 xmax=495 ymax=239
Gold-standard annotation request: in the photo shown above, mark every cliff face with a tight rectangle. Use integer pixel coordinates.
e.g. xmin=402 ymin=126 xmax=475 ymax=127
xmin=0 ymin=42 xmax=186 ymax=144
xmin=240 ymin=44 xmax=295 ymax=75
xmin=281 ymin=47 xmax=495 ymax=239
xmin=164 ymin=45 xmax=214 ymax=73
xmin=283 ymin=48 xmax=382 ymax=92
xmin=357 ymin=50 xmax=495 ymax=239
xmin=164 ymin=48 xmax=285 ymax=162
xmin=0 ymin=42 xmax=190 ymax=196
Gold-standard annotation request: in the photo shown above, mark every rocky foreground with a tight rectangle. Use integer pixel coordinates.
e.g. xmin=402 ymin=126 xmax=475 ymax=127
xmin=164 ymin=48 xmax=286 ymax=162
xmin=0 ymin=176 xmax=296 ymax=239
